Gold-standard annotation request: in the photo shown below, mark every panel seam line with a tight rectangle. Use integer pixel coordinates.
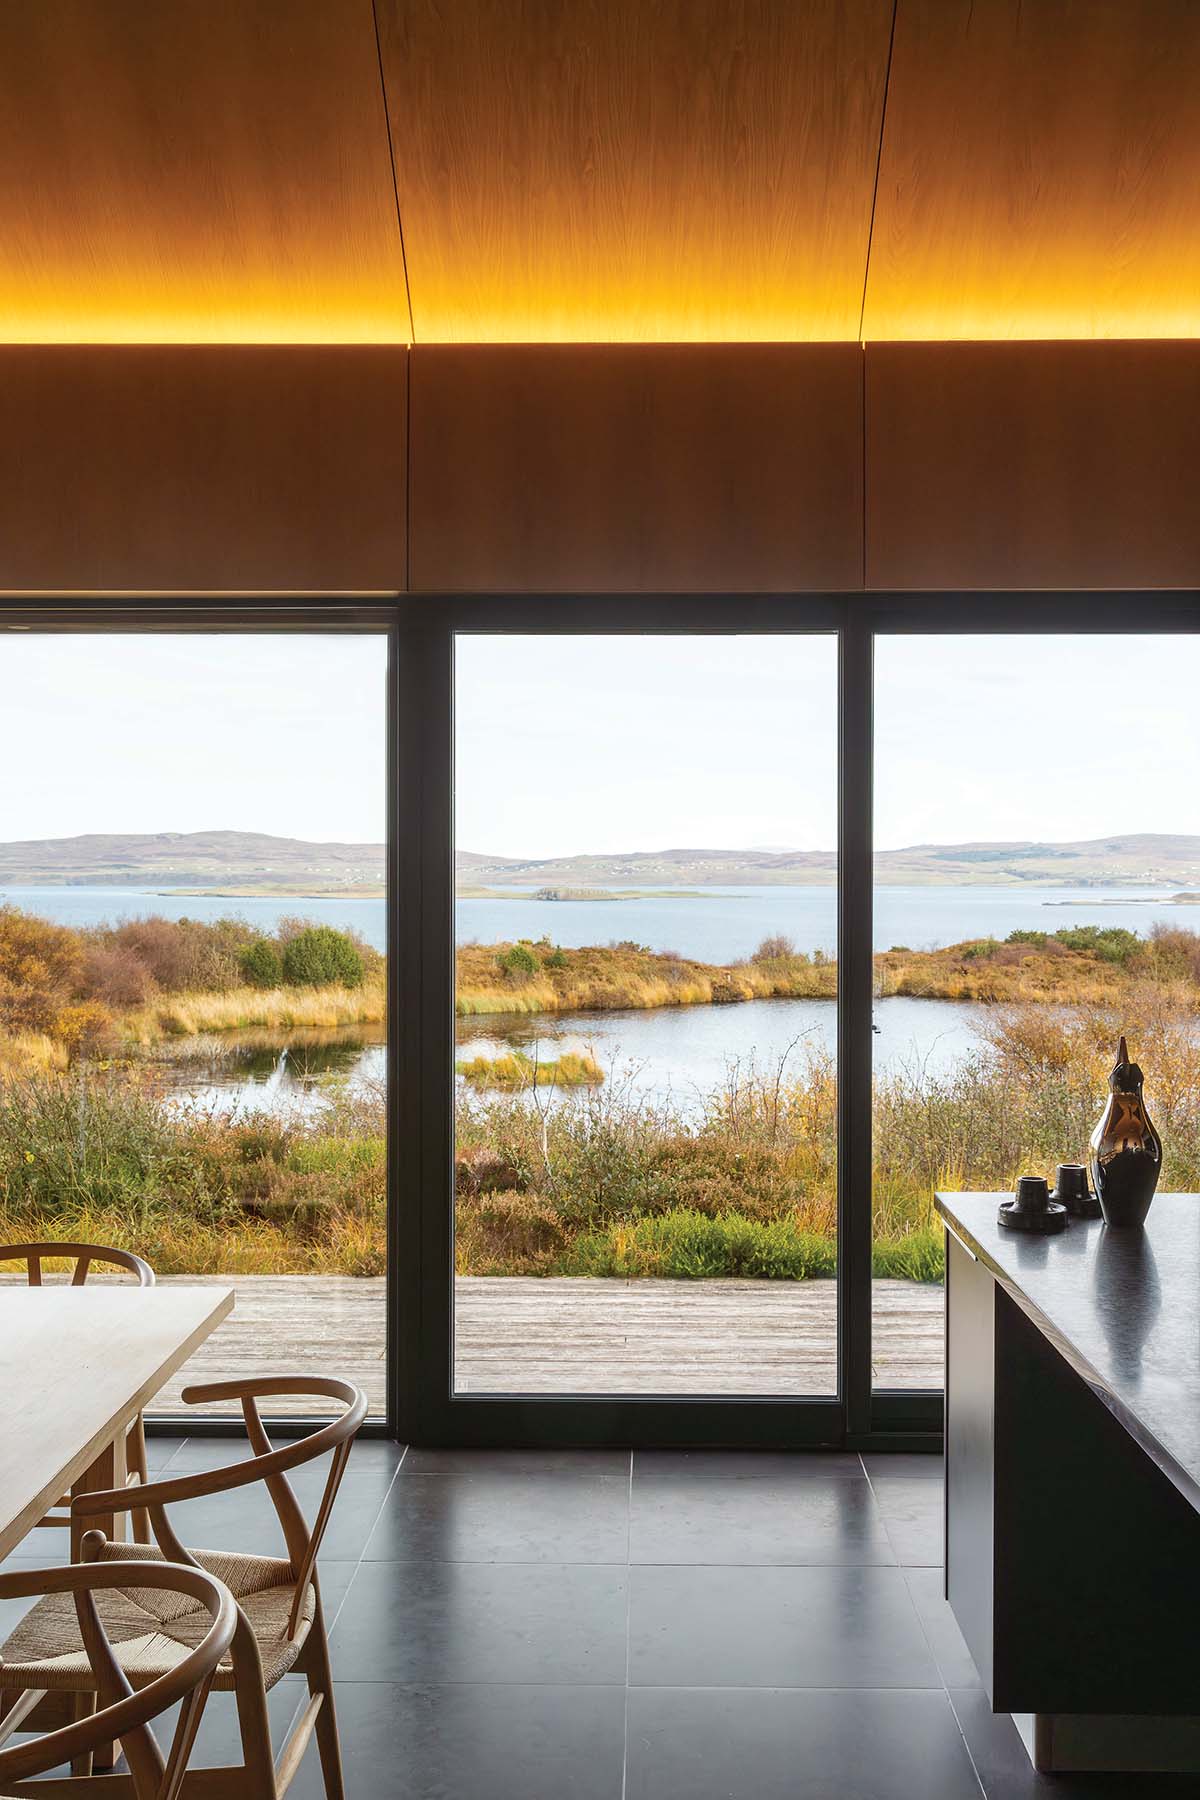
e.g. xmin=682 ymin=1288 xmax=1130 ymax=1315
xmin=371 ymin=0 xmax=417 ymax=344
xmin=858 ymin=0 xmax=899 ymax=344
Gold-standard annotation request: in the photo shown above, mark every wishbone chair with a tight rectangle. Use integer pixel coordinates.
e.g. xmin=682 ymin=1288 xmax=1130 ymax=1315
xmin=1 ymin=1375 xmax=367 ymax=1800
xmin=0 ymin=1553 xmax=235 ymax=1799
xmin=0 ymin=1241 xmax=156 ymax=1545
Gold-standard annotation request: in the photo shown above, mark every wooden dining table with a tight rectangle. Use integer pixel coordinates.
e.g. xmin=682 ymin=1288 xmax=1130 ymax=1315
xmin=0 ymin=1283 xmax=234 ymax=1561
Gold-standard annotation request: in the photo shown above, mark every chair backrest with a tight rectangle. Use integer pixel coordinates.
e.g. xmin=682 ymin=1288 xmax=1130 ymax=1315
xmin=72 ymin=1376 xmax=369 ymax=1638
xmin=0 ymin=1239 xmax=155 ymax=1287
xmin=0 ymin=1555 xmax=235 ymax=1800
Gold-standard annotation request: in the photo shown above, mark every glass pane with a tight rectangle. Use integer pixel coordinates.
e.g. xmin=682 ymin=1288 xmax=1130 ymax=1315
xmin=0 ymin=633 xmax=389 ymax=1417
xmin=872 ymin=633 xmax=1200 ymax=1389
xmin=453 ymin=633 xmax=838 ymax=1397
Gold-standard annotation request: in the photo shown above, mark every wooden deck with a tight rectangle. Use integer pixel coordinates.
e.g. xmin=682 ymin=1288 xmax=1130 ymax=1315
xmin=135 ymin=1274 xmax=943 ymax=1413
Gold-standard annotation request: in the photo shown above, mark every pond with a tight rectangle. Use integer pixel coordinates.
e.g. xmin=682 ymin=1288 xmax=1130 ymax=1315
xmin=159 ymin=993 xmax=982 ymax=1121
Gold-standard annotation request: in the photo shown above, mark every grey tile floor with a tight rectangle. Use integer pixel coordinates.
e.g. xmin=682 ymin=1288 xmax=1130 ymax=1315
xmin=2 ymin=1437 xmax=1192 ymax=1798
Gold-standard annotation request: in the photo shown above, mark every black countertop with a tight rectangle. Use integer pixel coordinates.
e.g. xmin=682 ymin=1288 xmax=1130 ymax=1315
xmin=936 ymin=1191 xmax=1200 ymax=1515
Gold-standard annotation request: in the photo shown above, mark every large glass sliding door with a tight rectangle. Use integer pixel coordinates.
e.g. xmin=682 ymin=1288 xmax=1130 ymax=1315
xmin=25 ymin=604 xmax=1188 ymax=1441
xmin=0 ymin=626 xmax=390 ymax=1418
xmin=450 ymin=632 xmax=840 ymax=1400
xmin=871 ymin=628 xmax=1200 ymax=1396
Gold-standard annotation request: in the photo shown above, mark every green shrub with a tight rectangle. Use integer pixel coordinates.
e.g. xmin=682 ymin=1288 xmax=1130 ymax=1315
xmin=544 ymin=947 xmax=568 ymax=969
xmin=566 ymin=1209 xmax=838 ymax=1279
xmin=239 ymin=940 xmax=284 ymax=989
xmin=872 ymin=1227 xmax=944 ymax=1282
xmin=281 ymin=927 xmax=364 ymax=989
xmin=495 ymin=942 xmax=540 ymax=979
xmin=1054 ymin=925 xmax=1142 ymax=964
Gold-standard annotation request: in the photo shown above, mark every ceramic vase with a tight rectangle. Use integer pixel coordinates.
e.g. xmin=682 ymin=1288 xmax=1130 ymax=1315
xmin=1088 ymin=1036 xmax=1162 ymax=1228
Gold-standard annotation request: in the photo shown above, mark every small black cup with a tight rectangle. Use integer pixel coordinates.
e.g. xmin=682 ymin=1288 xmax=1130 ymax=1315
xmin=998 ymin=1173 xmax=1068 ymax=1234
xmin=1052 ymin=1161 xmax=1101 ymax=1219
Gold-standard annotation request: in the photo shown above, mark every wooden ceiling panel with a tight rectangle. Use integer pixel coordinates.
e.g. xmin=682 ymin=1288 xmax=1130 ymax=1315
xmin=409 ymin=344 xmax=863 ymax=590
xmin=376 ymin=0 xmax=894 ymax=342
xmin=864 ymin=0 xmax=1200 ymax=340
xmin=0 ymin=348 xmax=408 ymax=592
xmin=865 ymin=341 xmax=1200 ymax=588
xmin=0 ymin=1 xmax=408 ymax=343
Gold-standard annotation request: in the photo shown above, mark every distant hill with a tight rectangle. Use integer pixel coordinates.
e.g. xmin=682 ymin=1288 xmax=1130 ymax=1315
xmin=458 ymin=834 xmax=1200 ymax=890
xmin=2 ymin=829 xmax=1199 ymax=894
xmin=0 ymin=830 xmax=384 ymax=892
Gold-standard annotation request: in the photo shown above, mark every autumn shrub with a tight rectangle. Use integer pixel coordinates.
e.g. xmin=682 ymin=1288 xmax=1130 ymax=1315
xmin=52 ymin=1002 xmax=116 ymax=1060
xmin=455 ymin=1146 xmax=524 ymax=1196
xmin=455 ymin=1190 xmax=569 ymax=1273
xmin=83 ymin=942 xmax=158 ymax=1008
xmin=751 ymin=934 xmax=797 ymax=963
xmin=0 ymin=905 xmax=85 ymax=1036
xmin=101 ymin=916 xmax=255 ymax=993
xmin=1146 ymin=923 xmax=1200 ymax=984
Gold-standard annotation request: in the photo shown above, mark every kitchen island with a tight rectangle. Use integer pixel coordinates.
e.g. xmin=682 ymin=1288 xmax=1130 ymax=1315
xmin=936 ymin=1190 xmax=1200 ymax=1774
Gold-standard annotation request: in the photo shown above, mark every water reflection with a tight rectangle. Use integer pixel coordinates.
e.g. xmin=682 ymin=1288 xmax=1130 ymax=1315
xmin=162 ymin=1024 xmax=385 ymax=1117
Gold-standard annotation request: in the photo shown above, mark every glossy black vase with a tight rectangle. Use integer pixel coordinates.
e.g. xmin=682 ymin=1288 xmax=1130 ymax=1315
xmin=1088 ymin=1036 xmax=1162 ymax=1228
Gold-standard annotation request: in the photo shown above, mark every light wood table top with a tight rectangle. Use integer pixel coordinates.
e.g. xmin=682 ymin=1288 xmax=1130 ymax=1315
xmin=0 ymin=1285 xmax=233 ymax=1560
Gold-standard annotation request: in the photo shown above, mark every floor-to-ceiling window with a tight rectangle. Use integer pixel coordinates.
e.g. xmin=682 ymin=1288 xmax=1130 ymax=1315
xmin=10 ymin=604 xmax=1192 ymax=1441
xmin=871 ymin=630 xmax=1200 ymax=1393
xmin=452 ymin=632 xmax=840 ymax=1398
xmin=0 ymin=627 xmax=390 ymax=1418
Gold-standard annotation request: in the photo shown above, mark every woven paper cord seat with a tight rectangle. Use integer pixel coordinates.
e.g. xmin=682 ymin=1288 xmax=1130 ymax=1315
xmin=0 ymin=1540 xmax=314 ymax=1695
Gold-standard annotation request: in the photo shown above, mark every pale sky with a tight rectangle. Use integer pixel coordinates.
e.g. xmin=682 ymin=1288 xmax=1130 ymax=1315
xmin=1 ymin=631 xmax=1197 ymax=855
xmin=0 ymin=635 xmax=388 ymax=843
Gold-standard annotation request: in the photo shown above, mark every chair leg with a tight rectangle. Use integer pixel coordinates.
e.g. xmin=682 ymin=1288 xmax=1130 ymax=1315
xmin=127 ymin=1413 xmax=152 ymax=1546
xmin=229 ymin=1620 xmax=278 ymax=1798
xmin=70 ymin=1688 xmax=97 ymax=1778
xmin=302 ymin=1603 xmax=345 ymax=1800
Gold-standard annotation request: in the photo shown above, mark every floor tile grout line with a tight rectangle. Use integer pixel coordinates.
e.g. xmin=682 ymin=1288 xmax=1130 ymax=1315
xmin=882 ymin=1458 xmax=988 ymax=1800
xmin=269 ymin=1441 xmax=410 ymax=1768
xmin=944 ymin=1687 xmax=992 ymax=1800
xmin=621 ymin=1449 xmax=633 ymax=1800
xmin=337 ymin=1440 xmax=409 ymax=1624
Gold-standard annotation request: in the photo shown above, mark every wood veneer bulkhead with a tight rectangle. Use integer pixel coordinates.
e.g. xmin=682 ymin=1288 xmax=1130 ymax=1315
xmin=0 ymin=0 xmax=407 ymax=344
xmin=376 ymin=0 xmax=894 ymax=344
xmin=0 ymin=347 xmax=408 ymax=593
xmin=865 ymin=340 xmax=1200 ymax=590
xmin=863 ymin=0 xmax=1200 ymax=342
xmin=408 ymin=343 xmax=864 ymax=593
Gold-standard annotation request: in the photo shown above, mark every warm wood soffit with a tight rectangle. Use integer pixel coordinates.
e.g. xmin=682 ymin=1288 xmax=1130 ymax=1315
xmin=375 ymin=0 xmax=894 ymax=342
xmin=4 ymin=1 xmax=1198 ymax=343
xmin=0 ymin=0 xmax=408 ymax=344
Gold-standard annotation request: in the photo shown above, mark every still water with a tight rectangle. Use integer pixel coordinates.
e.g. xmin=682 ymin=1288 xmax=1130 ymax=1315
xmin=6 ymin=882 xmax=1187 ymax=1119
xmin=3 ymin=881 xmax=1192 ymax=963
xmin=161 ymin=994 xmax=978 ymax=1120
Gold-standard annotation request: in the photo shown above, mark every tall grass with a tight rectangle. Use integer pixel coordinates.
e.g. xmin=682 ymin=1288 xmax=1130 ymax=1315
xmin=457 ymin=993 xmax=1200 ymax=1280
xmin=0 ymin=1032 xmax=67 ymax=1080
xmin=455 ymin=1050 xmax=604 ymax=1089
xmin=0 ymin=1069 xmax=386 ymax=1276
xmin=3 ymin=990 xmax=1196 ymax=1286
xmin=455 ymin=938 xmax=837 ymax=1016
xmin=120 ymin=977 xmax=386 ymax=1042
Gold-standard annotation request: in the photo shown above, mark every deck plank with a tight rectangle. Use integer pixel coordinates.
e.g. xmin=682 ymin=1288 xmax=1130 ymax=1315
xmin=151 ymin=1274 xmax=943 ymax=1411
xmin=3 ymin=1271 xmax=945 ymax=1414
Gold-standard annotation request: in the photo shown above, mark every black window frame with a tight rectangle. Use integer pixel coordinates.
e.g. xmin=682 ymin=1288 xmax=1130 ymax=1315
xmin=7 ymin=590 xmax=1196 ymax=1450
